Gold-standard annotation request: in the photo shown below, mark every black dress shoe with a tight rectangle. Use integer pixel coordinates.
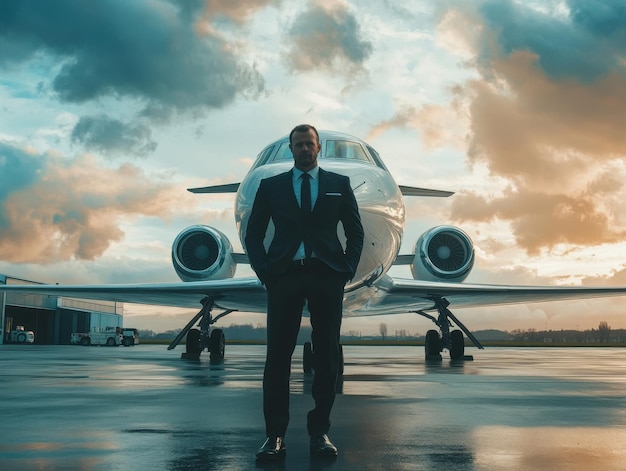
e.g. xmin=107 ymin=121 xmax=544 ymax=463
xmin=309 ymin=434 xmax=338 ymax=457
xmin=255 ymin=436 xmax=286 ymax=461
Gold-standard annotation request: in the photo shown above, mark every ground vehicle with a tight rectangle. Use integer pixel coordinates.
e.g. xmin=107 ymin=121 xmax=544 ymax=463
xmin=9 ymin=326 xmax=35 ymax=344
xmin=122 ymin=328 xmax=139 ymax=346
xmin=71 ymin=327 xmax=122 ymax=346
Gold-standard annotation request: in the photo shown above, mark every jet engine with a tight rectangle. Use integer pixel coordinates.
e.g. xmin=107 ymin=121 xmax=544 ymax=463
xmin=410 ymin=225 xmax=474 ymax=282
xmin=171 ymin=225 xmax=236 ymax=282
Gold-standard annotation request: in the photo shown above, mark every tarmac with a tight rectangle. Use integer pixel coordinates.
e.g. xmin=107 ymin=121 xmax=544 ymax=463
xmin=2 ymin=344 xmax=626 ymax=471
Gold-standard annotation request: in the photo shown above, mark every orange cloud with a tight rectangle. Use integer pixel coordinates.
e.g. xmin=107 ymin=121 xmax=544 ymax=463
xmin=201 ymin=0 xmax=279 ymax=24
xmin=0 ymin=154 xmax=200 ymax=263
xmin=367 ymin=102 xmax=467 ymax=150
xmin=462 ymin=51 xmax=626 ymax=188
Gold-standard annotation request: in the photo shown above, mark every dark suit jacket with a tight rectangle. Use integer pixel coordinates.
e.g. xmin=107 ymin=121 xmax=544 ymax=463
xmin=245 ymin=167 xmax=364 ymax=284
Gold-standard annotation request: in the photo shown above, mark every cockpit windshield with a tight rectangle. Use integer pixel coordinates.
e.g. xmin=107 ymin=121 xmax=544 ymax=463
xmin=325 ymin=140 xmax=370 ymax=162
xmin=253 ymin=138 xmax=386 ymax=169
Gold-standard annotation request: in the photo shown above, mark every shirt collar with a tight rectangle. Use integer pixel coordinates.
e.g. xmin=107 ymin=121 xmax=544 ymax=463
xmin=292 ymin=165 xmax=319 ymax=180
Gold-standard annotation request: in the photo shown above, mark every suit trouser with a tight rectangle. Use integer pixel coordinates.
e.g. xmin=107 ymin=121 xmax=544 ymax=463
xmin=263 ymin=260 xmax=346 ymax=437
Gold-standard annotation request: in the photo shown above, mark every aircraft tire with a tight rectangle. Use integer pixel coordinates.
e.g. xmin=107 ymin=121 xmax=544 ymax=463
xmin=186 ymin=328 xmax=202 ymax=355
xmin=450 ymin=330 xmax=465 ymax=360
xmin=209 ymin=329 xmax=225 ymax=361
xmin=425 ymin=330 xmax=442 ymax=361
xmin=303 ymin=341 xmax=314 ymax=373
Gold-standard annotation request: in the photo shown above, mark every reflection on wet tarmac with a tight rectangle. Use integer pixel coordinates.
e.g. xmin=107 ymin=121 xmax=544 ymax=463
xmin=473 ymin=426 xmax=626 ymax=470
xmin=2 ymin=345 xmax=626 ymax=470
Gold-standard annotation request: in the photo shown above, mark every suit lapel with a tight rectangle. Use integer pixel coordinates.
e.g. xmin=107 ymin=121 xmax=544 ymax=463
xmin=313 ymin=168 xmax=328 ymax=213
xmin=283 ymin=170 xmax=300 ymax=211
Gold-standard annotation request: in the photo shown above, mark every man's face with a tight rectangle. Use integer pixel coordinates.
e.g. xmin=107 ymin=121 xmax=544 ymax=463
xmin=290 ymin=128 xmax=321 ymax=171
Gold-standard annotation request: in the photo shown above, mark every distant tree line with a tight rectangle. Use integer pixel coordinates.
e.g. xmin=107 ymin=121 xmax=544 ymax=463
xmin=138 ymin=323 xmax=421 ymax=343
xmin=139 ymin=324 xmax=312 ymax=344
xmin=507 ymin=321 xmax=620 ymax=344
xmin=137 ymin=321 xmax=625 ymax=344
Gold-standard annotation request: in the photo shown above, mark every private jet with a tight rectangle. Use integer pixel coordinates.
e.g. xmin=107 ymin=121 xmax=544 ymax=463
xmin=2 ymin=130 xmax=626 ymax=367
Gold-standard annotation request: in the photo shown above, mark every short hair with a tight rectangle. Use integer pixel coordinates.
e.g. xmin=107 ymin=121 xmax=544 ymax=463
xmin=289 ymin=124 xmax=319 ymax=146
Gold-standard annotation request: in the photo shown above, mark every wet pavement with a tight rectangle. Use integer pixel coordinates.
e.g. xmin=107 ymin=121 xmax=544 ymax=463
xmin=2 ymin=344 xmax=626 ymax=470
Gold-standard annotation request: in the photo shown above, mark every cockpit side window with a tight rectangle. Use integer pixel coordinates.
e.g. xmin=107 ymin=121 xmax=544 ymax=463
xmin=365 ymin=145 xmax=388 ymax=170
xmin=326 ymin=140 xmax=372 ymax=163
xmin=254 ymin=145 xmax=276 ymax=167
xmin=273 ymin=142 xmax=293 ymax=162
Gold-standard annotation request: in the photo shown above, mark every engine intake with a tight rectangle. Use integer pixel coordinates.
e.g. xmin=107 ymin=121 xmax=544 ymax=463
xmin=172 ymin=225 xmax=236 ymax=282
xmin=411 ymin=226 xmax=474 ymax=282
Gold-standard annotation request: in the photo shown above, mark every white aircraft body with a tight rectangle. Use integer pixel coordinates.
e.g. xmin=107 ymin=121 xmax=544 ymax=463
xmin=3 ymin=131 xmax=626 ymax=362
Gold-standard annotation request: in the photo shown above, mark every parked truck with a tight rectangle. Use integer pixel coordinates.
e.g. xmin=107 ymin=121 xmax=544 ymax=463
xmin=71 ymin=326 xmax=122 ymax=346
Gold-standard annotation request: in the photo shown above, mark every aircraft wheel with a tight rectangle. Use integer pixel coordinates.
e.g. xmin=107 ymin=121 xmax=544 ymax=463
xmin=425 ymin=330 xmax=442 ymax=361
xmin=209 ymin=329 xmax=225 ymax=361
xmin=80 ymin=336 xmax=91 ymax=346
xmin=303 ymin=341 xmax=314 ymax=374
xmin=450 ymin=330 xmax=465 ymax=360
xmin=186 ymin=328 xmax=202 ymax=355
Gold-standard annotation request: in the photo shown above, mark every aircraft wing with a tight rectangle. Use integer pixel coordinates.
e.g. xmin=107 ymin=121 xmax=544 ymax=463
xmin=3 ymin=275 xmax=626 ymax=317
xmin=349 ymin=276 xmax=626 ymax=316
xmin=0 ymin=278 xmax=267 ymax=312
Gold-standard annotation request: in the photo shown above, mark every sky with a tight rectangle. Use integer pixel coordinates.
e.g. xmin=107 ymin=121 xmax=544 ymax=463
xmin=1 ymin=0 xmax=626 ymax=336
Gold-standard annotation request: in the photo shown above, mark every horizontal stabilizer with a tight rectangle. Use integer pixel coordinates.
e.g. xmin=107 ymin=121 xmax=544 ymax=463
xmin=399 ymin=185 xmax=454 ymax=197
xmin=393 ymin=254 xmax=414 ymax=265
xmin=188 ymin=183 xmax=240 ymax=194
xmin=231 ymin=253 xmax=250 ymax=264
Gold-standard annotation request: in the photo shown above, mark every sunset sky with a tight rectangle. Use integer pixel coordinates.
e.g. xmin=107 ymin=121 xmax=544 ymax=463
xmin=1 ymin=0 xmax=626 ymax=336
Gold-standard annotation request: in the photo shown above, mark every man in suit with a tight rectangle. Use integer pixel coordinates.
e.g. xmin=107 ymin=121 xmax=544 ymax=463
xmin=245 ymin=124 xmax=364 ymax=460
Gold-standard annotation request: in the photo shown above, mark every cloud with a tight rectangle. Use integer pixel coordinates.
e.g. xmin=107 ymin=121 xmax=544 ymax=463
xmin=391 ymin=0 xmax=626 ymax=256
xmin=367 ymin=102 xmax=467 ymax=150
xmin=583 ymin=266 xmax=626 ymax=286
xmin=0 ymin=143 xmax=43 ymax=227
xmin=0 ymin=141 xmax=200 ymax=263
xmin=450 ymin=187 xmax=626 ymax=254
xmin=476 ymin=0 xmax=626 ymax=82
xmin=199 ymin=0 xmax=281 ymax=25
xmin=285 ymin=0 xmax=373 ymax=74
xmin=0 ymin=0 xmax=264 ymax=117
xmin=71 ymin=115 xmax=157 ymax=158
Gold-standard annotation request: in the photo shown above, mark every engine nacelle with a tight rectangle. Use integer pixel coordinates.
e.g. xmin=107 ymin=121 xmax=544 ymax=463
xmin=411 ymin=225 xmax=474 ymax=282
xmin=171 ymin=225 xmax=236 ymax=282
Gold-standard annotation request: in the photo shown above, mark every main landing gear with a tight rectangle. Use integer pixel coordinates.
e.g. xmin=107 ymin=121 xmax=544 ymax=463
xmin=414 ymin=297 xmax=484 ymax=361
xmin=168 ymin=297 xmax=235 ymax=361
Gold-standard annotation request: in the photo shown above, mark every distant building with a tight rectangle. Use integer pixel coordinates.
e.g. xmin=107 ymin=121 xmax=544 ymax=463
xmin=0 ymin=274 xmax=123 ymax=345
